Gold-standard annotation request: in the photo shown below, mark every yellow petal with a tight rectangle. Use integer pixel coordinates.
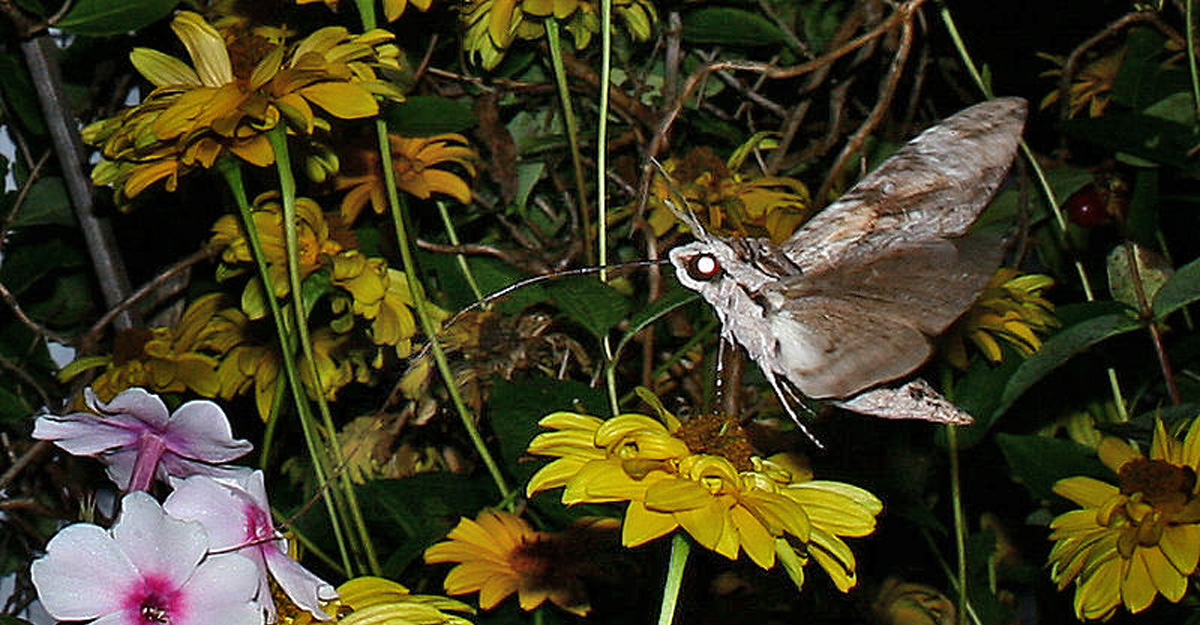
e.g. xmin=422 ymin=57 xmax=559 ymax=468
xmin=1158 ymin=524 xmax=1200 ymax=577
xmin=621 ymin=500 xmax=678 ymax=547
xmin=643 ymin=477 xmax=712 ymax=512
xmin=1140 ymin=545 xmax=1187 ymax=602
xmin=1120 ymin=548 xmax=1158 ymax=613
xmin=300 ymin=82 xmax=379 ymax=118
xmin=130 ymin=48 xmax=201 ymax=87
xmin=1053 ymin=476 xmax=1119 ymax=508
xmin=731 ymin=505 xmax=775 ymax=569
xmin=170 ymin=11 xmax=233 ymax=87
xmin=1098 ymin=436 xmax=1140 ymax=473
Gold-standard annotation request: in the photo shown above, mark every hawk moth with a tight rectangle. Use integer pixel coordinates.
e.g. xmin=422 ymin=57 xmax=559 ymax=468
xmin=667 ymin=97 xmax=1028 ymax=435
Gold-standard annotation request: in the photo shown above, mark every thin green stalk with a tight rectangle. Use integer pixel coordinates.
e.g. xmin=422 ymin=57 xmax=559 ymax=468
xmin=266 ymin=126 xmax=380 ymax=575
xmin=217 ymin=159 xmax=354 ymax=576
xmin=546 ymin=18 xmax=594 ymax=265
xmin=946 ymin=425 xmax=968 ymax=625
xmin=657 ymin=533 xmax=691 ymax=625
xmin=1189 ymin=0 xmax=1200 ymax=121
xmin=436 ymin=200 xmax=484 ymax=302
xmin=597 ymin=0 xmax=620 ymax=416
xmin=258 ymin=375 xmax=287 ymax=469
xmin=919 ymin=528 xmax=985 ymax=625
xmin=375 ymin=119 xmax=513 ymax=502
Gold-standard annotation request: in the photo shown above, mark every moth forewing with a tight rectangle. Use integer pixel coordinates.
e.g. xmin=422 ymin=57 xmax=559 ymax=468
xmin=781 ymin=97 xmax=1027 ymax=275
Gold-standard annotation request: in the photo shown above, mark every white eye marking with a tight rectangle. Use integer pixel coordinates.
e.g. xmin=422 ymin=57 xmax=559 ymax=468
xmin=695 ymin=255 xmax=719 ymax=276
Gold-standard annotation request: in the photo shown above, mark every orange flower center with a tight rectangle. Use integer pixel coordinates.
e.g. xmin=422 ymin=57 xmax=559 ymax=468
xmin=674 ymin=413 xmax=753 ymax=471
xmin=1119 ymin=458 xmax=1195 ymax=508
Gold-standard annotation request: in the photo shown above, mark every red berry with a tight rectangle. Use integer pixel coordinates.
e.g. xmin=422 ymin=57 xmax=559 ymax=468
xmin=1066 ymin=184 xmax=1108 ymax=228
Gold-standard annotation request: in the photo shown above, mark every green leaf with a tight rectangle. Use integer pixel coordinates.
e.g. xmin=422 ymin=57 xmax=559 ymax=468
xmin=0 ymin=383 xmax=32 ymax=423
xmin=56 ymin=0 xmax=180 ymax=36
xmin=545 ymin=276 xmax=631 ymax=339
xmin=993 ymin=305 xmax=1141 ymax=420
xmin=0 ymin=237 xmax=85 ymax=295
xmin=613 ymin=286 xmax=699 ymax=363
xmin=385 ymin=96 xmax=477 ymax=136
xmin=682 ymin=7 xmax=788 ymax=46
xmin=0 ymin=51 xmax=47 ymax=136
xmin=1112 ymin=28 xmax=1189 ymax=110
xmin=488 ymin=378 xmax=607 ymax=485
xmin=1153 ymin=255 xmax=1200 ymax=319
xmin=0 ymin=616 xmax=35 ymax=625
xmin=996 ymin=434 xmax=1110 ymax=501
xmin=1057 ymin=113 xmax=1200 ymax=173
xmin=10 ymin=176 xmax=75 ymax=227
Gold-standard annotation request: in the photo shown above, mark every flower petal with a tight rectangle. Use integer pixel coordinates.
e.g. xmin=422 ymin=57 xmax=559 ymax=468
xmin=32 ymin=412 xmax=138 ymax=455
xmin=95 ymin=387 xmax=171 ymax=430
xmin=162 ymin=399 xmax=253 ymax=462
xmin=175 ymin=553 xmax=264 ymax=625
xmin=300 ymin=82 xmax=379 ymax=119
xmin=111 ymin=491 xmax=208 ymax=586
xmin=266 ymin=549 xmax=338 ymax=620
xmin=170 ymin=11 xmax=233 ymax=87
xmin=30 ymin=524 xmax=138 ymax=619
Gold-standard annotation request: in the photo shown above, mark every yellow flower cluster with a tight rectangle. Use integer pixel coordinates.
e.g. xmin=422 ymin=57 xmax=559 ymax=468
xmin=943 ymin=268 xmax=1059 ymax=369
xmin=647 ymin=146 xmax=812 ymax=244
xmin=1038 ymin=49 xmax=1123 ymax=119
xmin=461 ymin=0 xmax=656 ymax=69
xmin=1048 ymin=418 xmax=1200 ymax=620
xmin=524 ymin=410 xmax=881 ymax=591
xmin=84 ymin=11 xmax=403 ymax=203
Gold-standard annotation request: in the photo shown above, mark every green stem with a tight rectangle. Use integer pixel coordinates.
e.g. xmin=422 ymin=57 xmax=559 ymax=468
xmin=597 ymin=0 xmax=621 ymax=416
xmin=258 ymin=374 xmax=287 ymax=469
xmin=946 ymin=424 xmax=968 ymax=625
xmin=545 ymin=18 xmax=594 ymax=265
xmin=657 ymin=533 xmax=690 ymax=625
xmin=1188 ymin=0 xmax=1200 ymax=121
xmin=374 ymin=119 xmax=513 ymax=502
xmin=266 ymin=127 xmax=380 ymax=575
xmin=216 ymin=159 xmax=354 ymax=576
xmin=436 ymin=200 xmax=484 ymax=302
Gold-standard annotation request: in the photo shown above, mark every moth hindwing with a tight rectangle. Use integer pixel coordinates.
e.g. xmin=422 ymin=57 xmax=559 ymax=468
xmin=668 ymin=98 xmax=1028 ymax=431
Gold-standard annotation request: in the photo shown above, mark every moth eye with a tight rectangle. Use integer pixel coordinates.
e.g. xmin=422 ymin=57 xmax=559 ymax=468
xmin=685 ymin=254 xmax=723 ymax=281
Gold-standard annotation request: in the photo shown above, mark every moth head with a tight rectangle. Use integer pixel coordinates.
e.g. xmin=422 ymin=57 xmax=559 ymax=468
xmin=669 ymin=241 xmax=728 ymax=291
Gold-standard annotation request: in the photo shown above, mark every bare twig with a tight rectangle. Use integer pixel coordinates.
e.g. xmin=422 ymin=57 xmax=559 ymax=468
xmin=816 ymin=13 xmax=916 ymax=203
xmin=0 ymin=281 xmax=71 ymax=345
xmin=0 ymin=150 xmax=53 ymax=256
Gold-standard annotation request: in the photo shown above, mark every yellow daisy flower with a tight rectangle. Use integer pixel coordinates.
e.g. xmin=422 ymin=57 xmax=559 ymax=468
xmin=646 ymin=146 xmax=812 ymax=244
xmin=525 ymin=409 xmax=882 ymax=590
xmin=280 ymin=576 xmax=474 ymax=625
xmin=60 ymin=293 xmax=230 ymax=400
xmin=942 ymin=268 xmax=1059 ymax=369
xmin=1048 ymin=417 xmax=1200 ymax=620
xmin=84 ymin=11 xmax=402 ymax=201
xmin=334 ymin=133 xmax=478 ymax=225
xmin=460 ymin=0 xmax=656 ymax=70
xmin=1039 ymin=48 xmax=1124 ymax=119
xmin=424 ymin=510 xmax=619 ymax=616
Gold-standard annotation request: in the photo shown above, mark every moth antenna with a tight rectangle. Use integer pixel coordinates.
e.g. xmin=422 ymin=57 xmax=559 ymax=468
xmin=647 ymin=157 xmax=711 ymax=242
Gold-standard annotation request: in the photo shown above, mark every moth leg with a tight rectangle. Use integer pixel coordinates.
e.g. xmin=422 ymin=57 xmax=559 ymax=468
xmin=838 ymin=379 xmax=974 ymax=425
xmin=763 ymin=370 xmax=825 ymax=449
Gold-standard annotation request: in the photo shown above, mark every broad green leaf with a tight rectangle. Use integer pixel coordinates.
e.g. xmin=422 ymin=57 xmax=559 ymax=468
xmin=1153 ymin=255 xmax=1200 ymax=319
xmin=993 ymin=305 xmax=1141 ymax=420
xmin=10 ymin=176 xmax=75 ymax=228
xmin=0 ymin=52 xmax=46 ymax=136
xmin=1058 ymin=114 xmax=1200 ymax=173
xmin=613 ymin=286 xmax=699 ymax=363
xmin=489 ymin=378 xmax=607 ymax=484
xmin=545 ymin=276 xmax=631 ymax=339
xmin=682 ymin=7 xmax=788 ymax=46
xmin=0 ymin=237 xmax=85 ymax=295
xmin=0 ymin=383 xmax=32 ymax=423
xmin=996 ymin=434 xmax=1110 ymax=501
xmin=385 ymin=96 xmax=476 ymax=137
xmin=56 ymin=0 xmax=180 ymax=36
xmin=1106 ymin=243 xmax=1172 ymax=310
xmin=1111 ymin=28 xmax=1189 ymax=110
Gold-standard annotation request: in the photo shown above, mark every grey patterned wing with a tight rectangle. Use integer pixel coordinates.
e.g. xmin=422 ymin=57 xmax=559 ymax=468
xmin=771 ymin=234 xmax=1001 ymax=398
xmin=783 ymin=97 xmax=1026 ymax=274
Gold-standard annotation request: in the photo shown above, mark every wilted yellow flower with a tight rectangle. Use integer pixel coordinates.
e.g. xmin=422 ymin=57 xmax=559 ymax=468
xmin=424 ymin=510 xmax=619 ymax=616
xmin=334 ymin=133 xmax=478 ymax=224
xmin=1048 ymin=418 xmax=1200 ymax=620
xmin=460 ymin=0 xmax=655 ymax=69
xmin=647 ymin=145 xmax=812 ymax=244
xmin=60 ymin=293 xmax=229 ymax=400
xmin=943 ymin=268 xmax=1058 ymax=369
xmin=84 ymin=10 xmax=402 ymax=201
xmin=280 ymin=576 xmax=474 ymax=625
xmin=296 ymin=0 xmax=434 ymax=22
xmin=1039 ymin=49 xmax=1123 ymax=118
xmin=525 ymin=409 xmax=881 ymax=590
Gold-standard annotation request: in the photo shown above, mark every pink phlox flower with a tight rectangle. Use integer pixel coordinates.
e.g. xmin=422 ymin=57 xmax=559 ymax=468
xmin=33 ymin=387 xmax=253 ymax=491
xmin=164 ymin=472 xmax=338 ymax=621
xmin=31 ymin=490 xmax=263 ymax=625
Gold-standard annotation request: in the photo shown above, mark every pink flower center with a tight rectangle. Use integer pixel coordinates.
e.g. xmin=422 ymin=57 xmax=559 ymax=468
xmin=243 ymin=501 xmax=276 ymax=547
xmin=123 ymin=573 xmax=183 ymax=624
